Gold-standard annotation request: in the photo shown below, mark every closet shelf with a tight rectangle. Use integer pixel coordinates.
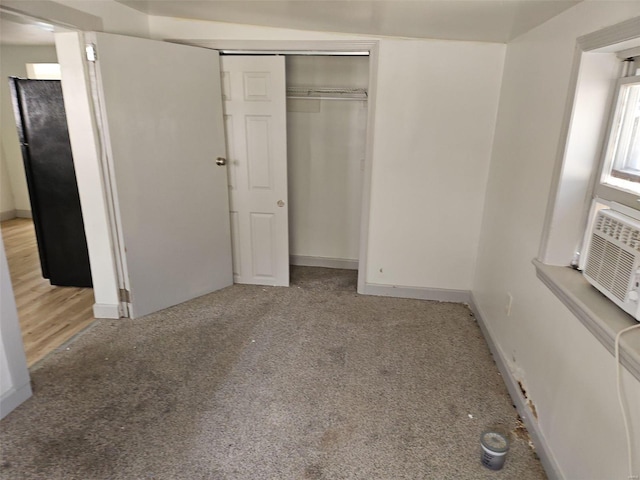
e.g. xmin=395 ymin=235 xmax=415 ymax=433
xmin=286 ymin=86 xmax=368 ymax=101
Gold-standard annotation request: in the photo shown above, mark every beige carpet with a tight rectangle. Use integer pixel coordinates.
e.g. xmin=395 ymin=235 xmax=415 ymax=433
xmin=0 ymin=266 xmax=546 ymax=479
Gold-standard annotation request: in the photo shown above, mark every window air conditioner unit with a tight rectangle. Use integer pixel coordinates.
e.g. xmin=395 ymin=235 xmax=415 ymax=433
xmin=583 ymin=208 xmax=640 ymax=321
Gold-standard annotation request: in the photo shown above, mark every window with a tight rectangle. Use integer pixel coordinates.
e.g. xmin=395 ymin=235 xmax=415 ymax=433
xmin=579 ymin=58 xmax=640 ymax=275
xmin=594 ymin=58 xmax=640 ymax=211
xmin=602 ymin=75 xmax=640 ymax=193
xmin=605 ymin=77 xmax=640 ymax=186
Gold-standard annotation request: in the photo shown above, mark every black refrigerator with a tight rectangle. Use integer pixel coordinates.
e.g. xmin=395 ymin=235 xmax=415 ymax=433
xmin=9 ymin=78 xmax=92 ymax=288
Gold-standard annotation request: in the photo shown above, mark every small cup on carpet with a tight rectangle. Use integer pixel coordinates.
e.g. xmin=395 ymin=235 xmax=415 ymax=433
xmin=480 ymin=431 xmax=510 ymax=470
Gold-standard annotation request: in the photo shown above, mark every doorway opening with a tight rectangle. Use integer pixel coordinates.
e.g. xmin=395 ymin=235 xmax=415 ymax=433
xmin=1 ymin=50 xmax=95 ymax=365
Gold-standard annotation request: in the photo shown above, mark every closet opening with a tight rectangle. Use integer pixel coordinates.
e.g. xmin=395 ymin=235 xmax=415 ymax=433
xmin=219 ymin=50 xmax=370 ymax=290
xmin=285 ymin=54 xmax=369 ymax=277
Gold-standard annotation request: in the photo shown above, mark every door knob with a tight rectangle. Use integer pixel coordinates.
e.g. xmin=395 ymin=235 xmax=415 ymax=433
xmin=277 ymin=200 xmax=285 ymax=207
xmin=216 ymin=157 xmax=227 ymax=166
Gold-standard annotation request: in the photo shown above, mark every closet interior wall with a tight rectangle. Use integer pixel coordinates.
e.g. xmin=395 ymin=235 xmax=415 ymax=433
xmin=285 ymin=55 xmax=369 ymax=269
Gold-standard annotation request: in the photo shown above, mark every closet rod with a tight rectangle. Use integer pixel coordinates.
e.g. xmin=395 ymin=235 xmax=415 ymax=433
xmin=219 ymin=50 xmax=369 ymax=56
xmin=286 ymin=86 xmax=368 ymax=101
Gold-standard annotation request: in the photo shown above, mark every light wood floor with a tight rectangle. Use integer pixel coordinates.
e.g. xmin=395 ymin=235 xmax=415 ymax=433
xmin=1 ymin=218 xmax=95 ymax=367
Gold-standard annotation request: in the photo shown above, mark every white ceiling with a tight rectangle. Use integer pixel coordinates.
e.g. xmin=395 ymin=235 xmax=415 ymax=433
xmin=0 ymin=0 xmax=582 ymax=46
xmin=117 ymin=0 xmax=581 ymax=43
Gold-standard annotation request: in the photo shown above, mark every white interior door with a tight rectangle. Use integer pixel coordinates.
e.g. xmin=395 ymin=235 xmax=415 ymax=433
xmin=220 ymin=56 xmax=289 ymax=286
xmin=89 ymin=32 xmax=233 ymax=318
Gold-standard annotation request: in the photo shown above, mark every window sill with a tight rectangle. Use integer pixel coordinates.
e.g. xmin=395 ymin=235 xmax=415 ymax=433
xmin=533 ymin=259 xmax=640 ymax=382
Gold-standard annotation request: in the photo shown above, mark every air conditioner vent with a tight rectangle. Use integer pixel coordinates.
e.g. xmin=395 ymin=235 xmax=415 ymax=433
xmin=593 ymin=213 xmax=640 ymax=253
xmin=584 ymin=237 xmax=601 ymax=277
xmin=614 ymin=250 xmax=635 ymax=300
xmin=588 ymin=237 xmax=632 ymax=302
xmin=584 ymin=209 xmax=640 ymax=320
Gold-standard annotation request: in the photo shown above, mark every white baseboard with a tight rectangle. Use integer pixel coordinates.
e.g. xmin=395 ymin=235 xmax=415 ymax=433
xmin=468 ymin=294 xmax=564 ymax=480
xmin=290 ymin=255 xmax=358 ymax=270
xmin=93 ymin=303 xmax=120 ymax=319
xmin=0 ymin=382 xmax=32 ymax=420
xmin=0 ymin=210 xmax=16 ymax=222
xmin=362 ymin=282 xmax=471 ymax=303
xmin=15 ymin=210 xmax=32 ymax=218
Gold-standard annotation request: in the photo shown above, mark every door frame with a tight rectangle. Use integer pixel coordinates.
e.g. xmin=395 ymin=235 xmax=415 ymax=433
xmin=55 ymin=31 xmax=124 ymax=318
xmin=171 ymin=39 xmax=379 ymax=294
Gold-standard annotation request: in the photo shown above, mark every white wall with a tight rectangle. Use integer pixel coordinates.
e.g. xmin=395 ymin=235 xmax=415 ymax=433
xmin=0 ymin=236 xmax=31 ymax=419
xmin=473 ymin=3 xmax=640 ymax=479
xmin=150 ymin=17 xmax=506 ymax=292
xmin=0 ymin=45 xmax=59 ymax=217
xmin=286 ymin=56 xmax=368 ymax=262
xmin=366 ymin=39 xmax=504 ymax=290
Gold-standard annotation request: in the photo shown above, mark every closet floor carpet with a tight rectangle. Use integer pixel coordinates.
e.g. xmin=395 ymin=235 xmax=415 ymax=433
xmin=0 ymin=267 xmax=546 ymax=479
